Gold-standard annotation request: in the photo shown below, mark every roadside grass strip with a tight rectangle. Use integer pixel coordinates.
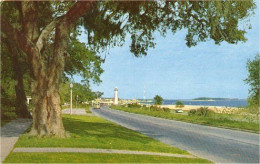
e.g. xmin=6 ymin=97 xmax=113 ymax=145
xmin=4 ymin=153 xmax=211 ymax=163
xmin=5 ymin=114 xmax=211 ymax=163
xmin=13 ymin=147 xmax=197 ymax=158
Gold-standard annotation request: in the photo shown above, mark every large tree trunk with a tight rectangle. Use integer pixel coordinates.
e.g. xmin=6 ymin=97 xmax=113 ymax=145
xmin=29 ymin=21 xmax=69 ymax=137
xmin=13 ymin=60 xmax=31 ymax=118
xmin=30 ymin=77 xmax=65 ymax=136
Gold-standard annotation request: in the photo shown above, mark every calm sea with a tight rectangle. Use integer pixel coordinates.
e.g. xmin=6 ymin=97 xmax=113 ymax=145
xmin=140 ymin=99 xmax=248 ymax=107
xmin=163 ymin=99 xmax=248 ymax=107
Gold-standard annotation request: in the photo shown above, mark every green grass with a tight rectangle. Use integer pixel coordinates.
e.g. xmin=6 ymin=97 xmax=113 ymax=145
xmin=15 ymin=115 xmax=187 ymax=154
xmin=6 ymin=114 xmax=211 ymax=163
xmin=4 ymin=153 xmax=210 ymax=163
xmin=111 ymin=105 xmax=259 ymax=133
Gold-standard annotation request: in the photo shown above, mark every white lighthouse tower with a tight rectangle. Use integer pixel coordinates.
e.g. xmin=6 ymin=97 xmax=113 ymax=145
xmin=114 ymin=87 xmax=118 ymax=105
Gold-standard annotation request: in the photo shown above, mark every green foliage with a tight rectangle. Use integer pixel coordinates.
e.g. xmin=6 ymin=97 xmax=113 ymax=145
xmin=244 ymin=54 xmax=259 ymax=107
xmin=1 ymin=106 xmax=17 ymax=120
xmin=1 ymin=44 xmax=17 ymax=108
xmin=127 ymin=103 xmax=141 ymax=108
xmin=161 ymin=108 xmax=171 ymax=113
xmin=150 ymin=106 xmax=170 ymax=112
xmin=82 ymin=1 xmax=255 ymax=56
xmin=188 ymin=107 xmax=214 ymax=117
xmin=188 ymin=109 xmax=197 ymax=116
xmin=65 ymin=38 xmax=104 ymax=86
xmin=176 ymin=101 xmax=184 ymax=108
xmin=85 ymin=105 xmax=92 ymax=113
xmin=153 ymin=95 xmax=163 ymax=105
xmin=59 ymin=81 xmax=103 ymax=104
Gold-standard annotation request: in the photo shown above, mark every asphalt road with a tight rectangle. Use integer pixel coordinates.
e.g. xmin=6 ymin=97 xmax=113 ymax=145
xmin=92 ymin=107 xmax=260 ymax=163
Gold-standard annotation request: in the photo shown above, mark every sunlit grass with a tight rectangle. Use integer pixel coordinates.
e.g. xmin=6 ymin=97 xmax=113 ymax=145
xmin=15 ymin=115 xmax=187 ymax=154
xmin=5 ymin=114 xmax=212 ymax=163
xmin=4 ymin=153 xmax=211 ymax=163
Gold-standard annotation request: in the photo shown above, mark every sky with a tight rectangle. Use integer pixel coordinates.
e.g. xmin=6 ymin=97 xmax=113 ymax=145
xmin=77 ymin=2 xmax=259 ymax=100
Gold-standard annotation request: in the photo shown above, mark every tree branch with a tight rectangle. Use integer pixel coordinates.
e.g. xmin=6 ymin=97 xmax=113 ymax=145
xmin=36 ymin=17 xmax=62 ymax=52
xmin=46 ymin=1 xmax=96 ymax=86
xmin=36 ymin=1 xmax=96 ymax=53
xmin=1 ymin=18 xmax=43 ymax=77
xmin=64 ymin=1 xmax=96 ymax=25
xmin=1 ymin=18 xmax=36 ymax=55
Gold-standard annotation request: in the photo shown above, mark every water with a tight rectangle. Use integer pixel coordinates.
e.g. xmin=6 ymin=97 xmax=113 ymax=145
xmin=164 ymin=99 xmax=248 ymax=107
xmin=140 ymin=99 xmax=248 ymax=107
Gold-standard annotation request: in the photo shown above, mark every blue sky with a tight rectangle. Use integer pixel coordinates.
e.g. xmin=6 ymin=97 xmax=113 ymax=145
xmin=77 ymin=3 xmax=259 ymax=99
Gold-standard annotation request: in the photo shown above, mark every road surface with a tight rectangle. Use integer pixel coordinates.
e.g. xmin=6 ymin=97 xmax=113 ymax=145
xmin=92 ymin=107 xmax=259 ymax=163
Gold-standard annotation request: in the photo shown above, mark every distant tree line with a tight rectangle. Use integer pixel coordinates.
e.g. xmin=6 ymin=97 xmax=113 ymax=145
xmin=59 ymin=81 xmax=103 ymax=105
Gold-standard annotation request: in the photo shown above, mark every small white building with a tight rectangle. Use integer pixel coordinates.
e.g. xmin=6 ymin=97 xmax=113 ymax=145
xmin=114 ymin=87 xmax=118 ymax=105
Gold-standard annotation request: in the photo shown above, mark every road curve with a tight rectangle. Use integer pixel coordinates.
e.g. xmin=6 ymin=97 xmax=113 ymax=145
xmin=92 ymin=107 xmax=259 ymax=163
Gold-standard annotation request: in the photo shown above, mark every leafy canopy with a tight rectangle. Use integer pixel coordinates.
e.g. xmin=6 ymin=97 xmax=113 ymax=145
xmin=154 ymin=95 xmax=163 ymax=105
xmin=81 ymin=1 xmax=255 ymax=56
xmin=244 ymin=54 xmax=259 ymax=107
xmin=176 ymin=101 xmax=184 ymax=108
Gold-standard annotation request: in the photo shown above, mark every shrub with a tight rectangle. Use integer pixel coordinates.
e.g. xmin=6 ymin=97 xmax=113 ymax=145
xmin=162 ymin=108 xmax=170 ymax=113
xmin=1 ymin=106 xmax=17 ymax=120
xmin=188 ymin=107 xmax=214 ymax=117
xmin=150 ymin=106 xmax=160 ymax=111
xmin=188 ymin=109 xmax=197 ymax=116
xmin=148 ymin=106 xmax=170 ymax=113
xmin=176 ymin=101 xmax=184 ymax=107
xmin=196 ymin=107 xmax=214 ymax=117
xmin=128 ymin=103 xmax=141 ymax=108
xmin=4 ymin=112 xmax=17 ymax=120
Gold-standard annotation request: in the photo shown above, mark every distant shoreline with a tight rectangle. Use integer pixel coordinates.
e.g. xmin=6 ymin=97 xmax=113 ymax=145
xmin=159 ymin=105 xmax=238 ymax=113
xmin=184 ymin=100 xmax=215 ymax=102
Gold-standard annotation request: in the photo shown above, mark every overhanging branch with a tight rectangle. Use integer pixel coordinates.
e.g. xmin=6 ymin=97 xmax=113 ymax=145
xmin=36 ymin=17 xmax=62 ymax=52
xmin=1 ymin=18 xmax=36 ymax=55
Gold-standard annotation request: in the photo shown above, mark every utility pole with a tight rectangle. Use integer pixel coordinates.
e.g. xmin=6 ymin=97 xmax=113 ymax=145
xmin=70 ymin=83 xmax=73 ymax=115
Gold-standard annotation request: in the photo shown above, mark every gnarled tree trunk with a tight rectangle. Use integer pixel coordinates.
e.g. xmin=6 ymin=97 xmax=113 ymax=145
xmin=1 ymin=1 xmax=94 ymax=137
xmin=30 ymin=77 xmax=64 ymax=136
xmin=30 ymin=20 xmax=69 ymax=137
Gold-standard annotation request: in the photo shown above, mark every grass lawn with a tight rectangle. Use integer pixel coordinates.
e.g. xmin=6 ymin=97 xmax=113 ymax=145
xmin=111 ymin=105 xmax=259 ymax=133
xmin=5 ymin=114 xmax=210 ymax=163
xmin=4 ymin=153 xmax=210 ymax=163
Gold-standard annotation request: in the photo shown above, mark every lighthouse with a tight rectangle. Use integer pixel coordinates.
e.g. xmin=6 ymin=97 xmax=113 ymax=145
xmin=114 ymin=87 xmax=118 ymax=105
